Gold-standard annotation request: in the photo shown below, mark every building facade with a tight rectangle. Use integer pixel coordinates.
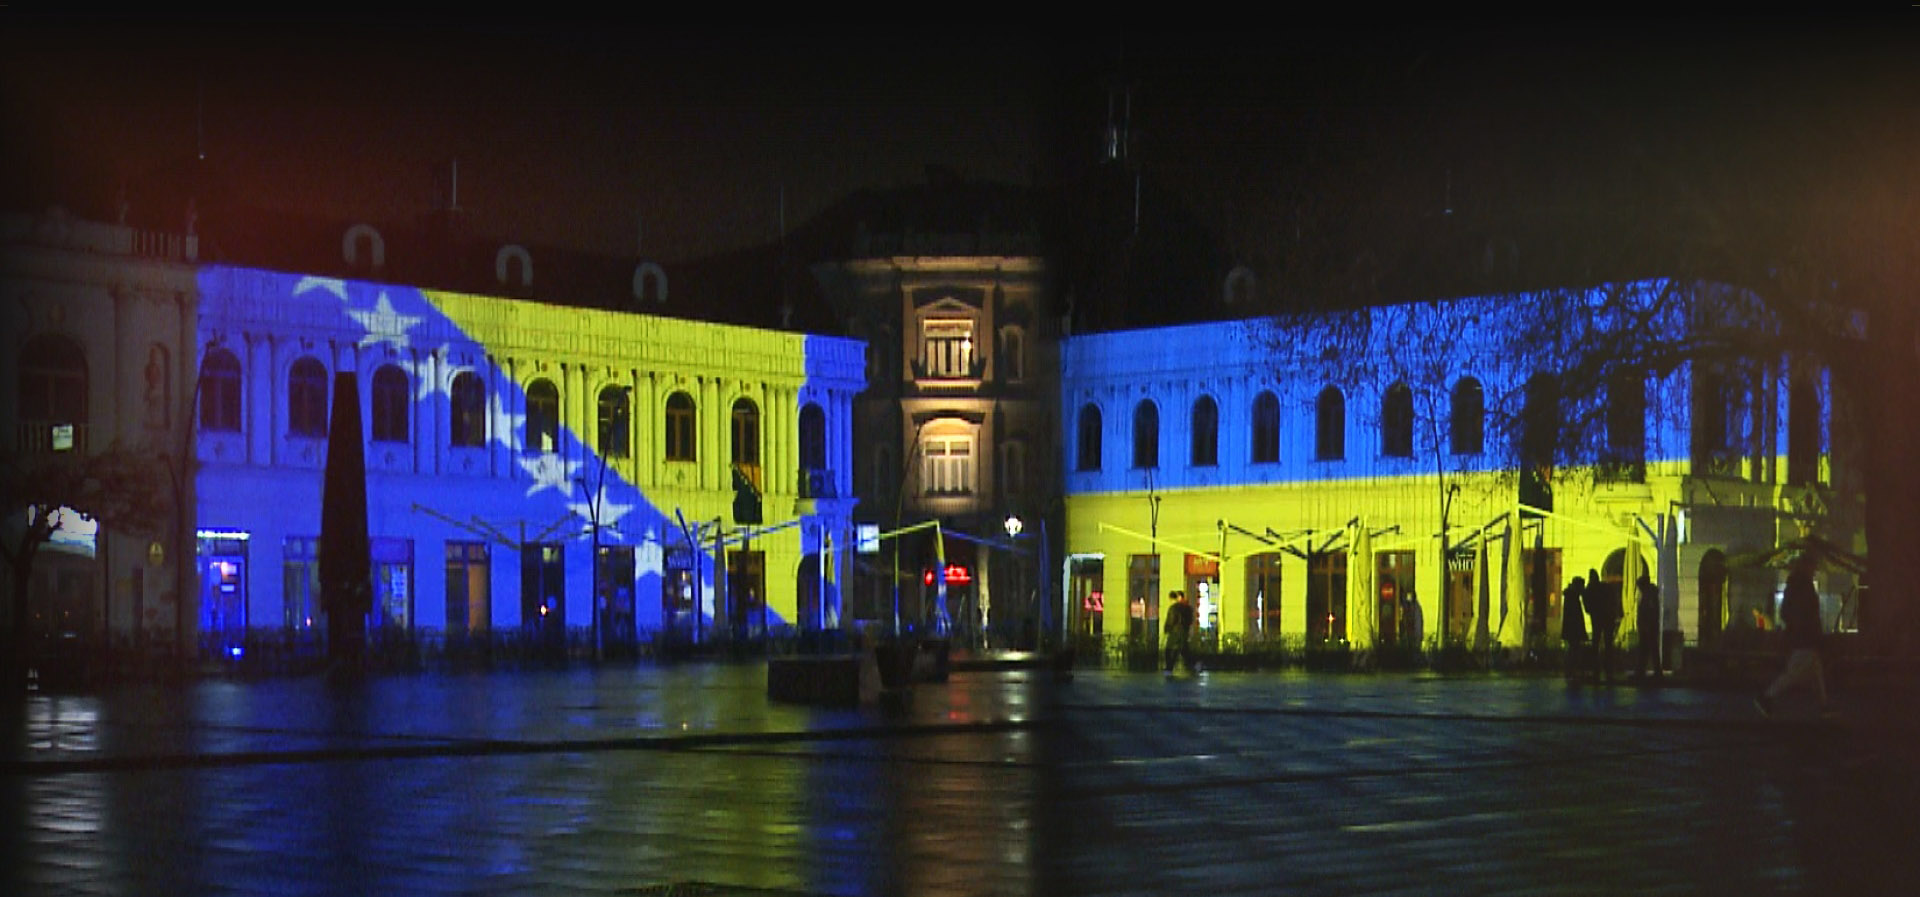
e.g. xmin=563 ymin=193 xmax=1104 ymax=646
xmin=813 ymin=237 xmax=1060 ymax=644
xmin=192 ymin=264 xmax=863 ymax=659
xmin=1058 ymin=280 xmax=1857 ymax=662
xmin=1 ymin=209 xmax=201 ymax=661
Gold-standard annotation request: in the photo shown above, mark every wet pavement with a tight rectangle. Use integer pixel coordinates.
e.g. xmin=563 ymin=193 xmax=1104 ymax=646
xmin=3 ymin=663 xmax=1917 ymax=896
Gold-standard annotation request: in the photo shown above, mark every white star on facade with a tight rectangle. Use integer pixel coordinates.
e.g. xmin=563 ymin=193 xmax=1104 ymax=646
xmin=347 ymin=292 xmax=425 ymax=350
xmin=293 ymin=276 xmax=349 ymax=301
xmin=487 ymin=391 xmax=525 ymax=451
xmin=519 ymin=452 xmax=581 ymax=498
xmin=569 ymin=486 xmax=634 ymax=530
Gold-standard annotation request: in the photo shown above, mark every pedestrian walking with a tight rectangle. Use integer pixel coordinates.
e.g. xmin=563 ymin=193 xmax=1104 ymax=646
xmin=1561 ymin=575 xmax=1588 ymax=683
xmin=1633 ymin=572 xmax=1664 ymax=680
xmin=1585 ymin=567 xmax=1622 ymax=683
xmin=1756 ymin=554 xmax=1830 ymax=717
xmin=1163 ymin=589 xmax=1196 ymax=675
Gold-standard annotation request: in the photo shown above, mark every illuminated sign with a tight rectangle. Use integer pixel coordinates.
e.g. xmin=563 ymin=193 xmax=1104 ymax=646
xmin=923 ymin=564 xmax=972 ymax=586
xmin=857 ymin=523 xmax=880 ymax=554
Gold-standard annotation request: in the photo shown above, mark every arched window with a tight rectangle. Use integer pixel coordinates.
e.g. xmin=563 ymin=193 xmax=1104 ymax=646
xmin=1606 ymin=368 xmax=1646 ymax=474
xmin=1251 ymin=390 xmax=1280 ymax=464
xmin=1076 ymin=404 xmax=1102 ymax=472
xmin=731 ymin=398 xmax=761 ymax=472
xmin=1315 ymin=386 xmax=1345 ymax=461
xmin=450 ymin=372 xmax=487 ymax=447
xmin=1132 ymin=400 xmax=1159 ymax=469
xmin=1788 ymin=365 xmax=1822 ymax=486
xmin=665 ymin=392 xmax=696 ymax=462
xmin=1190 ymin=395 xmax=1218 ymax=467
xmin=288 ymin=357 xmax=328 ymax=437
xmin=526 ymin=379 xmax=559 ymax=454
xmin=19 ymin=333 xmax=87 ymax=452
xmin=199 ymin=347 xmax=242 ymax=433
xmin=370 ymin=364 xmax=409 ymax=443
xmin=1382 ymin=381 xmax=1413 ymax=458
xmin=1450 ymin=377 xmax=1484 ymax=455
xmin=799 ymin=402 xmax=827 ymax=497
xmin=598 ymin=386 xmax=630 ymax=458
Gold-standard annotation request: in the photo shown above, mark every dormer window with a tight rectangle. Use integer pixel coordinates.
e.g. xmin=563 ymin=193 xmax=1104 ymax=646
xmin=922 ymin=319 xmax=975 ymax=379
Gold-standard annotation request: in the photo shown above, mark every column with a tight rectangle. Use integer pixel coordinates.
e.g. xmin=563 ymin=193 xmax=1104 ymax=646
xmin=415 ymin=349 xmax=437 ymax=475
xmin=701 ymin=377 xmax=720 ymax=491
xmin=250 ymin=334 xmax=273 ymax=466
xmin=637 ymin=371 xmax=656 ymax=488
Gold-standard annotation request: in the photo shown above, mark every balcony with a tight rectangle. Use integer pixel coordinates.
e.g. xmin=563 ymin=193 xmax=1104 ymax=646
xmin=17 ymin=421 xmax=88 ymax=454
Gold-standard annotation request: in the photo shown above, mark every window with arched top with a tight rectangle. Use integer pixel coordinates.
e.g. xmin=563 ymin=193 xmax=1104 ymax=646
xmin=526 ymin=379 xmax=559 ymax=454
xmin=1315 ymin=386 xmax=1345 ymax=461
xmin=1382 ymin=382 xmax=1413 ymax=458
xmin=1076 ymin=404 xmax=1102 ymax=472
xmin=450 ymin=372 xmax=487 ymax=447
xmin=799 ymin=403 xmax=826 ymax=497
xmin=665 ymin=392 xmax=696 ymax=462
xmin=288 ymin=357 xmax=328 ymax=437
xmin=1132 ymin=400 xmax=1159 ymax=470
xmin=1251 ymin=390 xmax=1280 ymax=463
xmin=199 ymin=347 xmax=243 ymax=433
xmin=731 ymin=398 xmax=761 ymax=467
xmin=598 ymin=386 xmax=630 ymax=458
xmin=1190 ymin=395 xmax=1218 ymax=467
xmin=371 ymin=364 xmax=409 ymax=443
xmin=19 ymin=333 xmax=87 ymax=452
xmin=1451 ymin=377 xmax=1484 ymax=455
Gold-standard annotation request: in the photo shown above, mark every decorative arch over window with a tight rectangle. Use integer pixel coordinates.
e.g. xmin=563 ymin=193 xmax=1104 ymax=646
xmin=1132 ymin=399 xmax=1159 ymax=469
xmin=1251 ymin=390 xmax=1280 ymax=463
xmin=664 ymin=392 xmax=696 ymax=462
xmin=526 ymin=378 xmax=560 ymax=453
xmin=1223 ymin=265 xmax=1256 ymax=306
xmin=371 ymin=364 xmax=409 ymax=443
xmin=1315 ymin=386 xmax=1345 ymax=461
xmin=1382 ymin=381 xmax=1414 ymax=458
xmin=342 ymin=224 xmax=384 ymax=269
xmin=450 ymin=372 xmax=487 ymax=447
xmin=199 ymin=347 xmax=243 ymax=433
xmin=19 ymin=333 xmax=87 ymax=451
xmin=1075 ymin=403 xmax=1102 ymax=472
xmin=731 ymin=397 xmax=761 ymax=477
xmin=496 ymin=244 xmax=533 ymax=288
xmin=632 ymin=262 xmax=668 ymax=305
xmin=1190 ymin=395 xmax=1218 ymax=467
xmin=1451 ymin=377 xmax=1484 ymax=455
xmin=288 ymin=357 xmax=329 ymax=437
xmin=598 ymin=385 xmax=630 ymax=458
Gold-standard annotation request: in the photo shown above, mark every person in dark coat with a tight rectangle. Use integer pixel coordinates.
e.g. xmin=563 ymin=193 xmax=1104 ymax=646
xmin=1584 ymin=568 xmax=1622 ymax=684
xmin=1633 ymin=573 xmax=1664 ymax=680
xmin=1561 ymin=576 xmax=1588 ymax=683
xmin=1162 ymin=590 xmax=1196 ymax=675
xmin=1756 ymin=554 xmax=1829 ymax=717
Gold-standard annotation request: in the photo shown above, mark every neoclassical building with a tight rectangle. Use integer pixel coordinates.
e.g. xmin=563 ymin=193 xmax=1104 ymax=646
xmin=192 ymin=264 xmax=863 ymax=657
xmin=1058 ymin=280 xmax=1857 ymax=661
xmin=1 ymin=210 xmax=201 ymax=662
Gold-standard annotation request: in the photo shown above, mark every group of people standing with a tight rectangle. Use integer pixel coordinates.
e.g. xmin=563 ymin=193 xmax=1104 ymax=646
xmin=1560 ymin=569 xmax=1664 ymax=684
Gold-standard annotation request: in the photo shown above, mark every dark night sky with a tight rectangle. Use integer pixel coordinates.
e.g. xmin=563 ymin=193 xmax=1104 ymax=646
xmin=4 ymin=16 xmax=1916 ymax=267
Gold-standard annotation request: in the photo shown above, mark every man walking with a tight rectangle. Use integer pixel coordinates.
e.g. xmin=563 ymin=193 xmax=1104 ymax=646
xmin=1163 ymin=590 xmax=1196 ymax=675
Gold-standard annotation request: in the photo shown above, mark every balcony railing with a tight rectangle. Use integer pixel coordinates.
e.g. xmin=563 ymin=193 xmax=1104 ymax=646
xmin=16 ymin=421 xmax=89 ymax=454
xmin=799 ymin=467 xmax=837 ymax=499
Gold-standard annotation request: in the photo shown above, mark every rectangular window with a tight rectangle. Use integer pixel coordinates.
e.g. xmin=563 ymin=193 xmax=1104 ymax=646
xmin=444 ymin=541 xmax=490 ymax=634
xmin=1245 ymin=552 xmax=1283 ymax=637
xmin=283 ymin=536 xmax=320 ymax=630
xmin=924 ymin=435 xmax=973 ymax=495
xmin=1127 ymin=554 xmax=1160 ymax=644
xmin=922 ymin=319 xmax=975 ymax=378
xmin=372 ymin=537 xmax=412 ymax=632
xmin=1307 ymin=551 xmax=1347 ymax=645
xmin=666 ymin=397 xmax=696 ymax=462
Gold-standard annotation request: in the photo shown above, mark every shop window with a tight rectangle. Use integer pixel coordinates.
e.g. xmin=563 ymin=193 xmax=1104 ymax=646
xmin=445 ymin=541 xmax=491 ymax=633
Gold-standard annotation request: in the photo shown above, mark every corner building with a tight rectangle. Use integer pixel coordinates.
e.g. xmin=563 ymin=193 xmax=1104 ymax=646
xmin=1058 ymin=280 xmax=1857 ymax=662
xmin=193 ymin=265 xmax=863 ymax=658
